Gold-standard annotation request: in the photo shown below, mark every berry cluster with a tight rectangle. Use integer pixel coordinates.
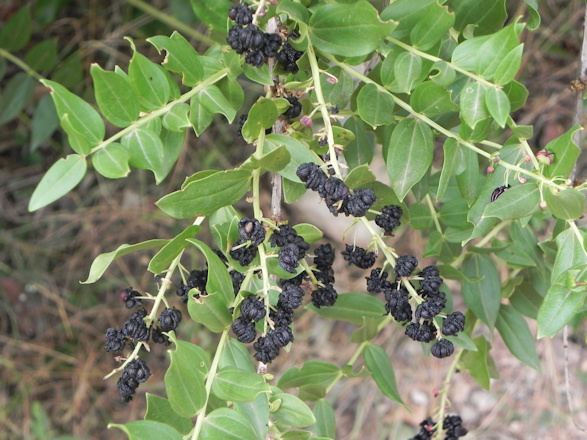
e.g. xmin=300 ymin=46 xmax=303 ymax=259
xmin=226 ymin=4 xmax=303 ymax=71
xmin=296 ymin=163 xmax=376 ymax=217
xmin=283 ymin=96 xmax=302 ymax=120
xmin=176 ymin=268 xmax=207 ymax=303
xmin=230 ymin=217 xmax=266 ymax=266
xmin=117 ymin=359 xmax=151 ymax=402
xmin=375 ymin=204 xmax=402 ymax=234
xmin=120 ymin=287 xmax=142 ymax=308
xmin=311 ymin=243 xmax=338 ymax=308
xmin=342 ymin=244 xmax=376 ymax=269
xmin=232 ymin=295 xmax=266 ymax=344
xmin=270 ymin=224 xmax=309 ymax=273
xmin=410 ymin=415 xmax=467 ymax=440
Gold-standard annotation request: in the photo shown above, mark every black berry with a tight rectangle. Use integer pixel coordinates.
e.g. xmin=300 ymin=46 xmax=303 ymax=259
xmin=375 ymin=205 xmax=402 ymax=234
xmin=238 ymin=217 xmax=266 ymax=247
xmin=283 ymin=96 xmax=302 ymax=120
xmin=431 ymin=338 xmax=454 ymax=358
xmin=159 ymin=307 xmax=182 ymax=332
xmin=442 ymin=311 xmax=465 ymax=336
xmin=105 ymin=328 xmax=125 ymax=353
xmin=395 ymin=255 xmax=418 ymax=277
xmin=240 ymin=296 xmax=266 ymax=322
xmin=121 ymin=309 xmax=150 ymax=342
xmin=311 ymin=284 xmax=338 ymax=308
xmin=121 ymin=287 xmax=142 ymax=308
xmin=231 ymin=317 xmax=257 ymax=343
xmin=341 ymin=188 xmax=376 ymax=217
xmin=342 ymin=244 xmax=376 ymax=269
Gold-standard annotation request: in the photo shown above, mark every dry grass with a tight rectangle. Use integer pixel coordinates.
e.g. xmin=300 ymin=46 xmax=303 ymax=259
xmin=1 ymin=0 xmax=586 ymax=439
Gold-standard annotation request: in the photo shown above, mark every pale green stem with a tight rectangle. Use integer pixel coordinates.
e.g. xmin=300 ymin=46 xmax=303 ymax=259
xmin=330 ymin=57 xmax=566 ymax=192
xmin=432 ymin=349 xmax=464 ymax=440
xmin=0 ymin=48 xmax=44 ymax=81
xmin=252 ymin=0 xmax=268 ymax=25
xmin=306 ymin=35 xmax=343 ymax=178
xmin=90 ymin=68 xmax=229 ymax=155
xmin=126 ymin=0 xmax=215 ymax=45
xmin=451 ymin=220 xmax=511 ymax=268
xmin=425 ymin=194 xmax=443 ymax=235
xmin=190 ymin=329 xmax=229 ymax=440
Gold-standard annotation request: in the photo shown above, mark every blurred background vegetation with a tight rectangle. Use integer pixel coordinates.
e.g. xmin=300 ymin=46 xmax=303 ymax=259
xmin=1 ymin=0 xmax=586 ymax=439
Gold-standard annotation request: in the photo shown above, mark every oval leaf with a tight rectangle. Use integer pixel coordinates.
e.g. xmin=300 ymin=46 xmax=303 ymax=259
xmin=212 ymin=368 xmax=270 ymax=402
xmin=495 ymin=304 xmax=540 ymax=369
xmin=200 ymin=408 xmax=258 ymax=440
xmin=92 ymin=143 xmax=130 ymax=179
xmin=363 ymin=344 xmax=403 ymax=404
xmin=91 ymin=64 xmax=139 ymax=127
xmin=109 ymin=421 xmax=182 ymax=440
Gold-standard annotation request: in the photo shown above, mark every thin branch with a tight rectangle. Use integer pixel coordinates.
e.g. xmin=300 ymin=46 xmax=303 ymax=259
xmin=0 ymin=48 xmax=44 ymax=82
xmin=572 ymin=4 xmax=587 ymax=181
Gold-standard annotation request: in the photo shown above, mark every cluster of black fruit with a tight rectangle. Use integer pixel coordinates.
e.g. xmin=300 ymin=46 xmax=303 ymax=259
xmin=227 ymin=4 xmax=303 ymax=71
xmin=230 ymin=217 xmax=266 ymax=266
xmin=175 ymin=269 xmax=208 ymax=303
xmin=269 ymin=224 xmax=310 ymax=273
xmin=296 ymin=163 xmax=377 ymax=218
xmin=410 ymin=415 xmax=467 ymax=440
xmin=231 ymin=239 xmax=338 ymax=363
xmin=369 ymin=258 xmax=464 ymax=358
xmin=104 ymin=288 xmax=183 ymax=401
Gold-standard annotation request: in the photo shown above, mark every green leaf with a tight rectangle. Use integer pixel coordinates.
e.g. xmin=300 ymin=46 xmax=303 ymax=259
xmin=0 ymin=5 xmax=31 ymax=51
xmin=277 ymin=0 xmax=310 ymax=23
xmin=343 ymin=117 xmax=375 ymax=169
xmin=241 ymin=146 xmax=290 ymax=173
xmin=190 ymin=0 xmax=232 ymax=33
xmin=123 ymin=128 xmax=167 ymax=183
xmin=313 ymin=399 xmax=336 ymax=439
xmin=90 ymin=64 xmax=139 ymax=127
xmin=437 ymin=138 xmax=461 ymax=201
xmin=197 ymin=84 xmax=237 ymax=123
xmin=165 ymin=341 xmax=207 ymax=417
xmin=459 ymin=81 xmax=488 ymax=129
xmin=145 ymin=394 xmax=192 ymax=435
xmin=242 ymin=98 xmax=282 ymax=142
xmin=461 ymin=254 xmax=501 ymax=328
xmin=551 ymin=228 xmax=587 ymax=286
xmin=345 ymin=165 xmax=376 ymax=189
xmin=445 ymin=331 xmax=478 ymax=352
xmin=109 ymin=420 xmax=182 ymax=440
xmin=356 ymin=83 xmax=394 ymax=128
xmin=293 ymin=224 xmax=323 ymax=244
xmin=127 ymin=39 xmax=170 ymax=111
xmin=544 ymin=125 xmax=582 ymax=180
xmin=243 ymin=63 xmax=272 ymax=86
xmin=30 ymin=94 xmax=59 ymax=151
xmin=537 ymin=283 xmax=586 ymax=338
xmin=220 ymin=338 xmax=255 ymax=373
xmin=411 ymin=81 xmax=457 ymax=118
xmin=494 ymin=44 xmax=524 ymax=86
xmin=385 ymin=119 xmax=434 ymax=201
xmin=52 ymin=52 xmax=83 ymax=90
xmin=544 ymin=188 xmax=586 ymax=220
xmin=200 ymin=408 xmax=258 ymax=440
xmin=148 ymin=32 xmax=203 ymax=86
xmin=278 ymin=361 xmax=340 ymax=390
xmin=525 ymin=0 xmax=541 ymax=30
xmin=484 ymin=87 xmax=510 ymax=128
xmin=307 ymin=292 xmax=386 ymax=325
xmin=157 ymin=169 xmax=251 ymax=219
xmin=363 ymin=344 xmax=403 ymax=404
xmin=187 ymin=238 xmax=234 ymax=304
xmin=212 ymin=368 xmax=270 ymax=402
xmin=504 ymin=80 xmax=528 ymax=111
xmin=483 ymin=183 xmax=540 ymax=220
xmin=271 ymin=390 xmax=317 ymax=429
xmin=162 ymin=103 xmax=191 ymax=132
xmin=461 ymin=336 xmax=492 ymax=390
xmin=449 ymin=0 xmax=506 ymax=35
xmin=391 ymin=51 xmax=422 ymax=94
xmin=25 ymin=39 xmax=58 ymax=73
xmin=81 ymin=239 xmax=167 ymax=284
xmin=496 ymin=304 xmax=540 ymax=369
xmin=189 ymin=93 xmax=214 ymax=136
xmin=148 ymin=225 xmax=200 ymax=274
xmin=309 ymin=1 xmax=396 ymax=57
xmin=159 ymin=128 xmax=186 ymax=181
xmin=235 ymin=394 xmax=270 ymax=440
xmin=0 ymin=72 xmax=34 ymax=125
xmin=264 ymin=135 xmax=321 ymax=182
xmin=41 ymin=79 xmax=105 ymax=155
xmin=29 ymin=154 xmax=87 ymax=211
xmin=92 ymin=143 xmax=130 ymax=179
xmin=410 ymin=3 xmax=454 ymax=50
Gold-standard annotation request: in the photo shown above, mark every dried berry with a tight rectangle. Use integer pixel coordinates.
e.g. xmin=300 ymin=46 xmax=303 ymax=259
xmin=283 ymin=96 xmax=302 ymax=120
xmin=278 ymin=283 xmax=305 ymax=310
xmin=151 ymin=326 xmax=170 ymax=345
xmin=230 ymin=270 xmax=245 ymax=294
xmin=341 ymin=188 xmax=376 ymax=217
xmin=117 ymin=358 xmax=151 ymax=402
xmin=442 ymin=311 xmax=466 ymax=336
xmin=278 ymin=243 xmax=301 ymax=273
xmin=395 ymin=255 xmax=418 ymax=277
xmin=159 ymin=307 xmax=182 ymax=332
xmin=342 ymin=244 xmax=376 ymax=269
xmin=105 ymin=328 xmax=125 ymax=353
xmin=228 ymin=4 xmax=253 ymax=25
xmin=314 ymin=243 xmax=335 ymax=270
xmin=415 ymin=293 xmax=446 ymax=320
xmin=366 ymin=268 xmax=389 ymax=294
xmin=231 ymin=317 xmax=257 ymax=343
xmin=121 ymin=309 xmax=150 ymax=342
xmin=238 ymin=217 xmax=266 ymax=246
xmin=121 ymin=288 xmax=142 ymax=308
xmin=230 ymin=239 xmax=258 ymax=266
xmin=240 ymin=296 xmax=266 ymax=322
xmin=375 ymin=205 xmax=402 ymax=234
xmin=276 ymin=41 xmax=303 ymax=73
xmin=385 ymin=288 xmax=413 ymax=323
xmin=311 ymin=284 xmax=338 ymax=308
xmin=268 ymin=326 xmax=294 ymax=348
xmin=431 ymin=338 xmax=454 ymax=358
xmin=270 ymin=306 xmax=294 ymax=327
xmin=405 ymin=321 xmax=436 ymax=343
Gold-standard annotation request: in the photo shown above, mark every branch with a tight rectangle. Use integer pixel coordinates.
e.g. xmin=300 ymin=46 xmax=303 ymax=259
xmin=0 ymin=48 xmax=44 ymax=82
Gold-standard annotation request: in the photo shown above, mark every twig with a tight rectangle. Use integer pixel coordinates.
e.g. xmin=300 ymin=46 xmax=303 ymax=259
xmin=572 ymin=4 xmax=587 ymax=181
xmin=0 ymin=48 xmax=44 ymax=82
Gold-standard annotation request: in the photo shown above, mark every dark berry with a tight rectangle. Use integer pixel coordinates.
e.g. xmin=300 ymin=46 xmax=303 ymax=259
xmin=151 ymin=326 xmax=170 ymax=345
xmin=121 ymin=288 xmax=141 ymax=308
xmin=188 ymin=269 xmax=208 ymax=292
xmin=278 ymin=243 xmax=301 ymax=273
xmin=227 ymin=26 xmax=246 ymax=53
xmin=341 ymin=188 xmax=376 ymax=217
xmin=375 ymin=205 xmax=402 ymax=234
xmin=270 ymin=305 xmax=294 ymax=327
xmin=239 ymin=217 xmax=266 ymax=246
xmin=231 ymin=317 xmax=257 ymax=343
xmin=268 ymin=326 xmax=294 ymax=348
xmin=314 ymin=243 xmax=335 ymax=270
xmin=277 ymin=42 xmax=303 ymax=73
xmin=420 ymin=265 xmax=443 ymax=295
xmin=342 ymin=244 xmax=376 ymax=269
xmin=385 ymin=288 xmax=412 ymax=323
xmin=228 ymin=4 xmax=253 ymax=25
xmin=314 ymin=267 xmax=335 ymax=285
xmin=263 ymin=32 xmax=282 ymax=57
xmin=253 ymin=335 xmax=280 ymax=363
xmin=415 ymin=293 xmax=446 ymax=320
xmin=395 ymin=255 xmax=418 ymax=277
xmin=297 ymin=163 xmax=327 ymax=192
xmin=245 ymin=49 xmax=265 ymax=67
xmin=442 ymin=311 xmax=466 ymax=336
xmin=431 ymin=339 xmax=454 ymax=358
xmin=278 ymin=283 xmax=305 ymax=310
xmin=230 ymin=270 xmax=245 ymax=294
xmin=405 ymin=321 xmax=436 ymax=343
xmin=409 ymin=418 xmax=436 ymax=440
xmin=366 ymin=268 xmax=389 ymax=294
xmin=444 ymin=415 xmax=468 ymax=438
xmin=311 ymin=284 xmax=338 ymax=308
xmin=230 ymin=239 xmax=258 ymax=266
xmin=105 ymin=328 xmax=125 ymax=353
xmin=240 ymin=296 xmax=266 ymax=322
xmin=121 ymin=309 xmax=150 ymax=342
xmin=159 ymin=307 xmax=182 ymax=332
xmin=283 ymin=96 xmax=302 ymax=120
